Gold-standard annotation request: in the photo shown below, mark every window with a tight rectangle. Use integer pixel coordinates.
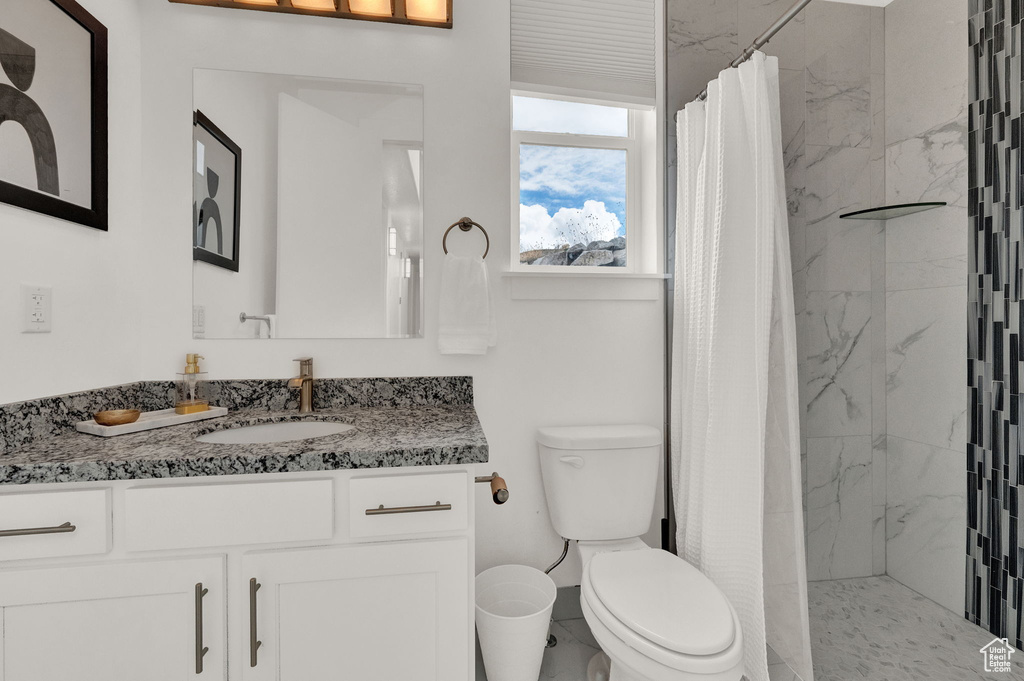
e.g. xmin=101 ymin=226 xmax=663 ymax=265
xmin=513 ymin=95 xmax=643 ymax=271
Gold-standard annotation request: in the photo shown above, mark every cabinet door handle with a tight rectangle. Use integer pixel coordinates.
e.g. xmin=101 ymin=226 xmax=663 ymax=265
xmin=365 ymin=501 xmax=452 ymax=516
xmin=195 ymin=583 xmax=209 ymax=674
xmin=0 ymin=521 xmax=76 ymax=537
xmin=249 ymin=578 xmax=262 ymax=668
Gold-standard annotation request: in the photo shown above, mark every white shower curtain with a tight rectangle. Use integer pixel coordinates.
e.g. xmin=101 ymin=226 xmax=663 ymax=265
xmin=671 ymin=52 xmax=813 ymax=681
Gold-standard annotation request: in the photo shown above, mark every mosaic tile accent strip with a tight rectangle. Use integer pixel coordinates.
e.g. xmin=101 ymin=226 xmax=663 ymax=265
xmin=967 ymin=0 xmax=1024 ymax=648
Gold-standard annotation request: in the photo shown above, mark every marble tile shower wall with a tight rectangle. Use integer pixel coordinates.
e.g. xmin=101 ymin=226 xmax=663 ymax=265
xmin=667 ymin=0 xmax=887 ymax=583
xmin=967 ymin=0 xmax=1024 ymax=647
xmin=884 ymin=0 xmax=968 ymax=617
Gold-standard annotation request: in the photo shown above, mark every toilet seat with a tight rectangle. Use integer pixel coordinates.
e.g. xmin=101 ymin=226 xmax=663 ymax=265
xmin=581 ymin=549 xmax=744 ymax=676
xmin=589 ymin=549 xmax=735 ymax=655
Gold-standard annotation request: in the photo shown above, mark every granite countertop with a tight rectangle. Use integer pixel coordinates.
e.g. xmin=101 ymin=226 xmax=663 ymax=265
xmin=0 ymin=405 xmax=488 ymax=485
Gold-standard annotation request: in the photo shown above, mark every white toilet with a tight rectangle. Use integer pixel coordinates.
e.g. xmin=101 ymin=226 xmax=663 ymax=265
xmin=537 ymin=425 xmax=744 ymax=681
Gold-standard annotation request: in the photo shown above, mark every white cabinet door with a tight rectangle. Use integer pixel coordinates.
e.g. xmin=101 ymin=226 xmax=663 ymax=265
xmin=0 ymin=557 xmax=226 ymax=681
xmin=244 ymin=537 xmax=469 ymax=681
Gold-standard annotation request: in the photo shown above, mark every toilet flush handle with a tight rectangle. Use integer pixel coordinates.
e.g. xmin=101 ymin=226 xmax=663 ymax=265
xmin=559 ymin=456 xmax=585 ymax=469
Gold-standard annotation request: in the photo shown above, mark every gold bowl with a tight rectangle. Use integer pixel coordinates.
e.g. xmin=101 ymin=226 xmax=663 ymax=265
xmin=93 ymin=409 xmax=141 ymax=426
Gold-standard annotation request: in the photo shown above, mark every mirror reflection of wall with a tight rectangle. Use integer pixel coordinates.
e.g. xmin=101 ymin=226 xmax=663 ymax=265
xmin=192 ymin=69 xmax=423 ymax=340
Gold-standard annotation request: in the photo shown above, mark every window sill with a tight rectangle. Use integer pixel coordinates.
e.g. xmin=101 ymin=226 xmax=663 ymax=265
xmin=502 ymin=272 xmax=668 ymax=301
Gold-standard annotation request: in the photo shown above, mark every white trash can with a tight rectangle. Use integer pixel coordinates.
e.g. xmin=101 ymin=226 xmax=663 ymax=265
xmin=475 ymin=564 xmax=557 ymax=681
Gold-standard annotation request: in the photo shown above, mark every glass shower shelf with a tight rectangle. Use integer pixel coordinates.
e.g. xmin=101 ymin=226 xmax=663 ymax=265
xmin=839 ymin=202 xmax=947 ymax=220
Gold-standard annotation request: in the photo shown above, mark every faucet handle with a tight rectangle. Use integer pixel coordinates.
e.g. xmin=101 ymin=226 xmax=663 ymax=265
xmin=293 ymin=357 xmax=313 ymax=375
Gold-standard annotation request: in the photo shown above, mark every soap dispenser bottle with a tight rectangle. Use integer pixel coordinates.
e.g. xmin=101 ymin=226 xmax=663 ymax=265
xmin=175 ymin=354 xmax=209 ymax=414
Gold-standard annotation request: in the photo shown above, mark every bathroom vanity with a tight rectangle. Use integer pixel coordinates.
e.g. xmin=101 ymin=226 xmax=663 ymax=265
xmin=0 ymin=377 xmax=487 ymax=681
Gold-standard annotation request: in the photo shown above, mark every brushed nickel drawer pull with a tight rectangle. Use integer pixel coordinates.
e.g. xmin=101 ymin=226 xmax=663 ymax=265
xmin=195 ymin=583 xmax=209 ymax=674
xmin=366 ymin=501 xmax=452 ymax=516
xmin=0 ymin=521 xmax=76 ymax=538
xmin=249 ymin=578 xmax=262 ymax=668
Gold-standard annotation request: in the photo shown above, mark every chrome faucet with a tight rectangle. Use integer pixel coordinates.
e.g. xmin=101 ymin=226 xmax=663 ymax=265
xmin=288 ymin=357 xmax=315 ymax=413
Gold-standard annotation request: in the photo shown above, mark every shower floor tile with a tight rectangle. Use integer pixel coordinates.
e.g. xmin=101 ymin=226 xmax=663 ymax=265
xmin=808 ymin=575 xmax=1024 ymax=680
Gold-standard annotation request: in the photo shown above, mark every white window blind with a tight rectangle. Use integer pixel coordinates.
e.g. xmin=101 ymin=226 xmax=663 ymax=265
xmin=511 ymin=0 xmax=656 ymax=103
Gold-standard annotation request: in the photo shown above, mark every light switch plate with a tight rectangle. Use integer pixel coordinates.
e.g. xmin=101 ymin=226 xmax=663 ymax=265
xmin=22 ymin=285 xmax=52 ymax=333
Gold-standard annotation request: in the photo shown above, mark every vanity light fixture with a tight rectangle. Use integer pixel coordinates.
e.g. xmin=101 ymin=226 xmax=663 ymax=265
xmin=167 ymin=0 xmax=452 ymax=28
xmin=348 ymin=0 xmax=391 ymax=15
xmin=405 ymin=0 xmax=446 ymax=21
xmin=290 ymin=0 xmax=337 ymax=9
xmin=388 ymin=227 xmax=398 ymax=256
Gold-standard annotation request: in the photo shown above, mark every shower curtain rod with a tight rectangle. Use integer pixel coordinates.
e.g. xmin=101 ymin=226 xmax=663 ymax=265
xmin=689 ymin=0 xmax=814 ymax=103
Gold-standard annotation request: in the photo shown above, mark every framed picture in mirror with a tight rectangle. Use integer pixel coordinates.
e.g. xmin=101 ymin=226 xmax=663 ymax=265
xmin=193 ymin=109 xmax=241 ymax=272
xmin=0 ymin=0 xmax=108 ymax=231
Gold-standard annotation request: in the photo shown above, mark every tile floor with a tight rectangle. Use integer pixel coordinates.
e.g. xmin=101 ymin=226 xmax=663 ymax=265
xmin=476 ymin=575 xmax=1024 ymax=681
xmin=476 ymin=618 xmax=602 ymax=681
xmin=808 ymin=575 xmax=1024 ymax=680
xmin=475 ymin=612 xmax=796 ymax=681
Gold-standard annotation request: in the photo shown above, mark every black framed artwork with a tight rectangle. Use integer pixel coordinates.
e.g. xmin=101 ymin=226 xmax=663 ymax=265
xmin=0 ymin=0 xmax=108 ymax=231
xmin=193 ymin=110 xmax=241 ymax=272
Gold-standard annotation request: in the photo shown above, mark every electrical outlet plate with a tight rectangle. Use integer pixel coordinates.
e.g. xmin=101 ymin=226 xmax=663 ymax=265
xmin=22 ymin=285 xmax=52 ymax=333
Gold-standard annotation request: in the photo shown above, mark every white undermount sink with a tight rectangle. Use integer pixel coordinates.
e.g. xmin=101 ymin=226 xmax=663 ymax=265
xmin=196 ymin=420 xmax=355 ymax=445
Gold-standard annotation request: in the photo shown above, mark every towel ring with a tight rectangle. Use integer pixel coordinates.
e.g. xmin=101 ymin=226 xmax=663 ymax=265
xmin=442 ymin=217 xmax=490 ymax=259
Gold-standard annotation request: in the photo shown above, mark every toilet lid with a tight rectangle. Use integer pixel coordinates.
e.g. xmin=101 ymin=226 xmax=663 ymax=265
xmin=588 ymin=549 xmax=736 ymax=656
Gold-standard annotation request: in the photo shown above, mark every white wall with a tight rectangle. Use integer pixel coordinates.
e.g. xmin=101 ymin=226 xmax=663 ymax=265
xmin=129 ymin=0 xmax=667 ymax=584
xmin=0 ymin=0 xmax=143 ymax=404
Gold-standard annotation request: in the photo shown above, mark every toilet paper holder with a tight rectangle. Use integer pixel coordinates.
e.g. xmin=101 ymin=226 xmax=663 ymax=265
xmin=475 ymin=472 xmax=509 ymax=505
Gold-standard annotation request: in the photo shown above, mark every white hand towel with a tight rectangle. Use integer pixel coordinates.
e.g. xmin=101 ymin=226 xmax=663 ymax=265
xmin=438 ymin=255 xmax=496 ymax=355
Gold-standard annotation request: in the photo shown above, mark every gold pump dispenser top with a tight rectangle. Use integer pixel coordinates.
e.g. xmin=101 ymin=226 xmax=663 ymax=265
xmin=184 ymin=354 xmax=204 ymax=374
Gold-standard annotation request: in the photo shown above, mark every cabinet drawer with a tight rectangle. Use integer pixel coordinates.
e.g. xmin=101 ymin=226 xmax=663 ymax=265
xmin=125 ymin=479 xmax=333 ymax=551
xmin=0 ymin=489 xmax=109 ymax=561
xmin=349 ymin=472 xmax=468 ymax=538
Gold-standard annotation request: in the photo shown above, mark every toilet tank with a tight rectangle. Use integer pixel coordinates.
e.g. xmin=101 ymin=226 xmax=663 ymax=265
xmin=537 ymin=425 xmax=662 ymax=541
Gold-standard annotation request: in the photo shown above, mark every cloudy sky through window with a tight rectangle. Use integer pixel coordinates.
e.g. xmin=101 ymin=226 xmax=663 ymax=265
xmin=519 ymin=144 xmax=626 ymax=251
xmin=514 ymin=97 xmax=629 ymax=253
